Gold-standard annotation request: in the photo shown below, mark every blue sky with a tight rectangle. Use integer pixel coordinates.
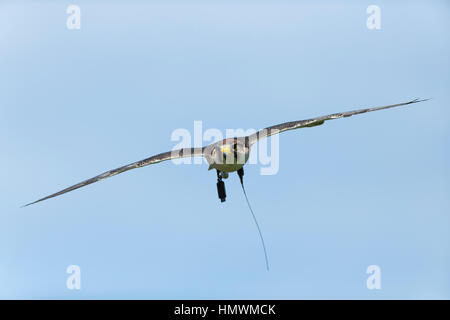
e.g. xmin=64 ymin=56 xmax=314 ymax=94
xmin=1 ymin=0 xmax=449 ymax=299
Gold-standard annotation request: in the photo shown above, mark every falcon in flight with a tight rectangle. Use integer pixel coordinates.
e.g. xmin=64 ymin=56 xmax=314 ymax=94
xmin=24 ymin=98 xmax=428 ymax=207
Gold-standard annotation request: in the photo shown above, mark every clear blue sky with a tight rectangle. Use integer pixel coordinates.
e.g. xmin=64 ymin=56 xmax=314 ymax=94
xmin=1 ymin=0 xmax=449 ymax=299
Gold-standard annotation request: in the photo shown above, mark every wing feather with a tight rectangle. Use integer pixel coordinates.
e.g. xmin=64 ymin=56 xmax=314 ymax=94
xmin=23 ymin=147 xmax=204 ymax=207
xmin=248 ymin=99 xmax=428 ymax=144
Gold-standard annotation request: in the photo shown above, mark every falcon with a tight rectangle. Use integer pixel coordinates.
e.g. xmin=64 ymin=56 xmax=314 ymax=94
xmin=23 ymin=98 xmax=428 ymax=271
xmin=23 ymin=98 xmax=428 ymax=207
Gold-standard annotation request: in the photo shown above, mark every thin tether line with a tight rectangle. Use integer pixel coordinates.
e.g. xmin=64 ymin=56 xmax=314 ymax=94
xmin=240 ymin=182 xmax=270 ymax=271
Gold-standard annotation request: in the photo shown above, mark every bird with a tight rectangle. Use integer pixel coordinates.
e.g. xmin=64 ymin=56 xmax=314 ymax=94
xmin=22 ymin=98 xmax=429 ymax=271
xmin=23 ymin=98 xmax=428 ymax=208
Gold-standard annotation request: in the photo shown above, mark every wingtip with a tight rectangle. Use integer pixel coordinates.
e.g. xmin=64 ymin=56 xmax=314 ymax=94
xmin=20 ymin=202 xmax=33 ymax=208
xmin=410 ymin=98 xmax=431 ymax=104
xmin=21 ymin=199 xmax=41 ymax=208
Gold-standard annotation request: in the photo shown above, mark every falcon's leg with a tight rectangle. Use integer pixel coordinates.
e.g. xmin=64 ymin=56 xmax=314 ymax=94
xmin=216 ymin=170 xmax=226 ymax=203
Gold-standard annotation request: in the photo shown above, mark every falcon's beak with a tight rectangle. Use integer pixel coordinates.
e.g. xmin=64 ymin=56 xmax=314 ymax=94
xmin=220 ymin=146 xmax=231 ymax=154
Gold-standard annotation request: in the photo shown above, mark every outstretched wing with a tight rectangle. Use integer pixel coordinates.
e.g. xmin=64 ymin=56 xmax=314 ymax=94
xmin=23 ymin=147 xmax=204 ymax=207
xmin=248 ymin=99 xmax=429 ymax=145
